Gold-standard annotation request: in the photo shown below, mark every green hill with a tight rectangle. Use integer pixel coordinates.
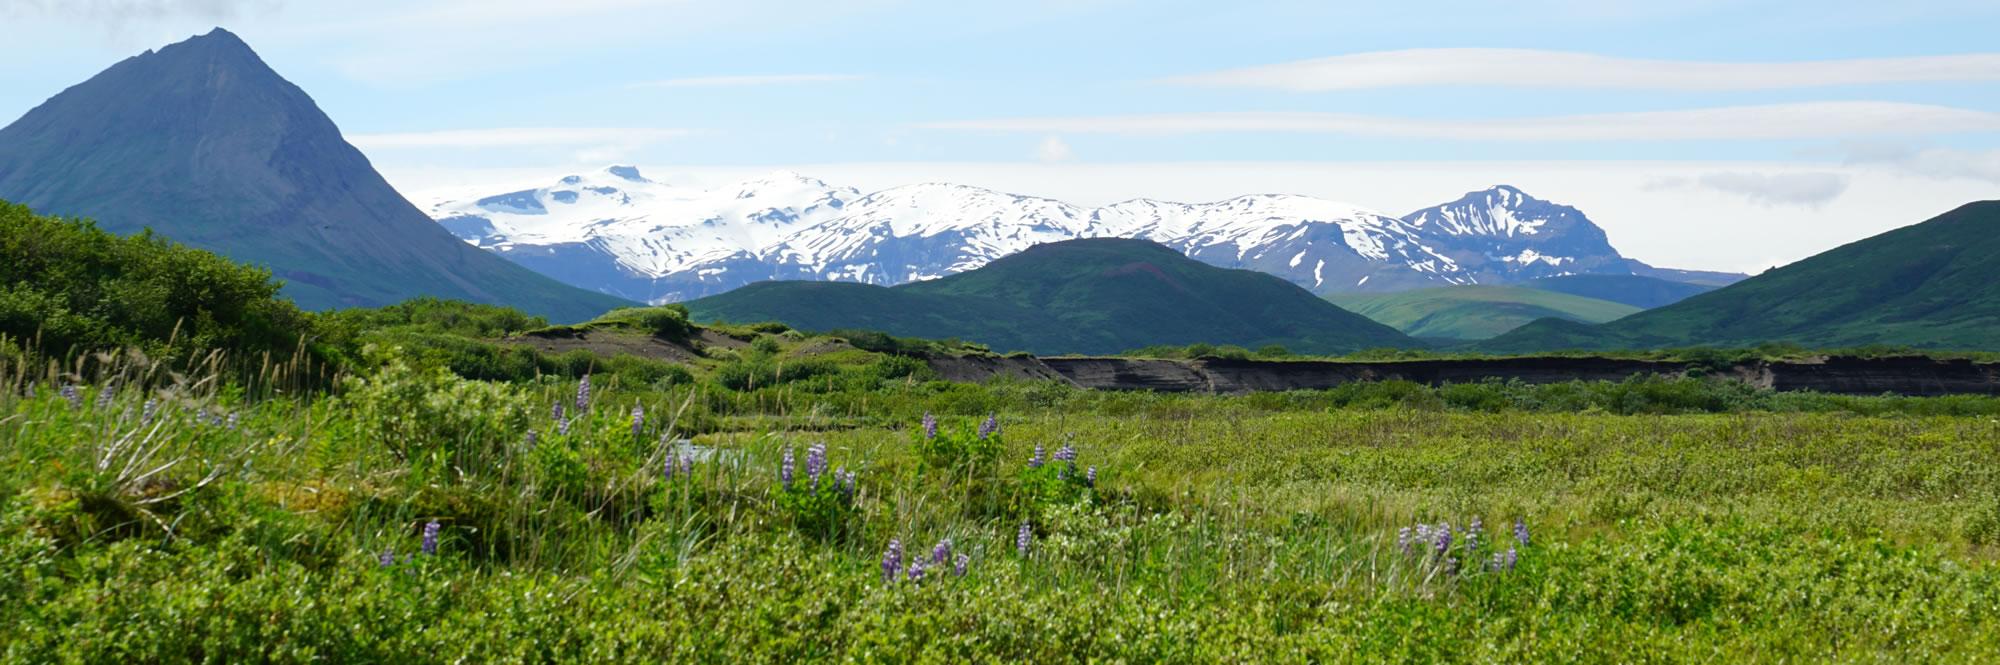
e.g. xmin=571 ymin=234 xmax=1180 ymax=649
xmin=1480 ymin=200 xmax=2000 ymax=353
xmin=686 ymin=238 xmax=1416 ymax=355
xmin=1330 ymin=285 xmax=1640 ymax=340
xmin=0 ymin=29 xmax=630 ymax=322
xmin=1521 ymin=274 xmax=1716 ymax=309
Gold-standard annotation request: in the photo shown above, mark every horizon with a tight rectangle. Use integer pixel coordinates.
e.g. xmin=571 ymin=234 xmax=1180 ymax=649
xmin=3 ymin=2 xmax=1999 ymax=274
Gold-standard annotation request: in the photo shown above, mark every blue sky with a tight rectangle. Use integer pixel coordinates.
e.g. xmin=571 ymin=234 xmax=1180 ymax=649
xmin=3 ymin=0 xmax=1999 ymax=272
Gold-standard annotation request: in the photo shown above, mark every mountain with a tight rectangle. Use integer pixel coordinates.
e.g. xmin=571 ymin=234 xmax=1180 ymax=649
xmin=0 ymin=28 xmax=631 ymax=321
xmin=428 ymin=174 xmax=1744 ymax=304
xmin=1479 ymin=201 xmax=2000 ymax=353
xmin=1330 ymin=286 xmax=1641 ymax=341
xmin=1521 ymin=274 xmax=1717 ymax=309
xmin=684 ymin=238 xmax=1417 ymax=355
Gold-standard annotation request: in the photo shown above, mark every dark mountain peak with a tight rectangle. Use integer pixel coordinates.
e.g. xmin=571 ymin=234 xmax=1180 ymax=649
xmin=0 ymin=30 xmax=631 ymax=320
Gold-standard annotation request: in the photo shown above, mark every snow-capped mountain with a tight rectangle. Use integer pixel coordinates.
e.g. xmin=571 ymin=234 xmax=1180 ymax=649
xmin=424 ymin=167 xmax=1721 ymax=304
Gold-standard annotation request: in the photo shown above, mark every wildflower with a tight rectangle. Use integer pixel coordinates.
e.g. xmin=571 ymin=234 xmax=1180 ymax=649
xmin=1085 ymin=466 xmax=1097 ymax=487
xmin=1465 ymin=517 xmax=1483 ymax=554
xmin=680 ymin=452 xmax=694 ymax=477
xmin=1489 ymin=547 xmax=1518 ymax=572
xmin=805 ymin=442 xmax=827 ymax=486
xmin=663 ymin=451 xmax=677 ymax=481
xmin=525 ymin=431 xmax=539 ymax=449
xmin=978 ymin=413 xmax=1000 ymax=440
xmin=1053 ymin=444 xmax=1076 ymax=463
xmin=225 ymin=412 xmax=239 ymax=431
xmin=1513 ymin=517 xmax=1530 ymax=547
xmin=780 ymin=446 xmax=795 ymax=489
xmin=95 ymin=386 xmax=114 ymax=409
xmin=907 ymin=559 xmax=925 ymax=583
xmin=630 ymin=404 xmax=645 ymax=439
xmin=1414 ymin=524 xmax=1432 ymax=552
xmin=932 ymin=538 xmax=953 ymax=565
xmin=882 ymin=539 xmax=904 ymax=583
xmin=1016 ymin=522 xmax=1032 ymax=557
xmin=575 ymin=374 xmax=592 ymax=411
xmin=557 ymin=416 xmax=571 ymax=437
xmin=378 ymin=549 xmax=395 ymax=567
xmin=1433 ymin=522 xmax=1453 ymax=557
xmin=141 ymin=399 xmax=158 ymax=425
xmin=921 ymin=412 xmax=938 ymax=439
xmin=61 ymin=384 xmax=81 ymax=409
xmin=1028 ymin=445 xmax=1045 ymax=469
xmin=840 ymin=469 xmax=856 ymax=500
xmin=954 ymin=553 xmax=970 ymax=577
xmin=422 ymin=520 xmax=441 ymax=556
xmin=553 ymin=401 xmax=566 ymax=422
xmin=1398 ymin=526 xmax=1414 ymax=555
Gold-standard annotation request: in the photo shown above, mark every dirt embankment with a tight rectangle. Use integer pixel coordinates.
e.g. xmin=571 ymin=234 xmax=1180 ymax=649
xmin=932 ymin=354 xmax=2000 ymax=396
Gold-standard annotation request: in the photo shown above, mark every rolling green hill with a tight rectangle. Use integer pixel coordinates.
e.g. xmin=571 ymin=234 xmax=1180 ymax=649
xmin=0 ymin=29 xmax=630 ymax=322
xmin=1330 ymin=285 xmax=1640 ymax=340
xmin=686 ymin=238 xmax=1417 ymax=355
xmin=1480 ymin=200 xmax=2000 ymax=353
xmin=1521 ymin=274 xmax=1716 ymax=309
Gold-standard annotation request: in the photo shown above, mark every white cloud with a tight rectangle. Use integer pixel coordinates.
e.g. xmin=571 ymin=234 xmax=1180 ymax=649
xmin=925 ymin=102 xmax=2000 ymax=142
xmin=1838 ymin=142 xmax=2000 ymax=183
xmin=1035 ymin=135 xmax=1074 ymax=162
xmin=347 ymin=127 xmax=693 ymax=149
xmin=1646 ymin=171 xmax=1851 ymax=208
xmin=629 ymin=74 xmax=863 ymax=88
xmin=1162 ymin=48 xmax=2000 ymax=91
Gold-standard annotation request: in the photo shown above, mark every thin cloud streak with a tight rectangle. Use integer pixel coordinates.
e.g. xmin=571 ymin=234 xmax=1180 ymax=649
xmin=1163 ymin=48 xmax=2000 ymax=91
xmin=629 ymin=74 xmax=864 ymax=88
xmin=348 ymin=127 xmax=695 ymax=149
xmin=924 ymin=102 xmax=2000 ymax=141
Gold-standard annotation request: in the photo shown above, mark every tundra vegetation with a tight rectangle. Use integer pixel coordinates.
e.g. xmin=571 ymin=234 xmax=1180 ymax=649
xmin=3 ymin=208 xmax=1999 ymax=662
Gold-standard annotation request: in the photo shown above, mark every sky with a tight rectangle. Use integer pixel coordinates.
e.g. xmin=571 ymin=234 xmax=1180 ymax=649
xmin=2 ymin=0 xmax=1999 ymax=274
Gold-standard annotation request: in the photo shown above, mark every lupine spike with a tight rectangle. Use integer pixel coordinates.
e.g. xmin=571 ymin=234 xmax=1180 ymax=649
xmin=1398 ymin=526 xmax=1414 ymax=555
xmin=575 ymin=374 xmax=592 ymax=411
xmin=1016 ymin=522 xmax=1032 ymax=556
xmin=664 ymin=451 xmax=677 ymax=481
xmin=630 ymin=404 xmax=645 ymax=438
xmin=921 ymin=412 xmax=938 ymax=439
xmin=978 ymin=413 xmax=1000 ymax=440
xmin=780 ymin=446 xmax=795 ymax=489
xmin=378 ymin=549 xmax=395 ymax=567
xmin=1028 ymin=445 xmax=1045 ymax=469
xmin=61 ymin=384 xmax=81 ymax=409
xmin=907 ymin=559 xmax=925 ymax=583
xmin=95 ymin=385 xmax=114 ymax=408
xmin=525 ymin=431 xmax=539 ymax=449
xmin=1514 ymin=517 xmax=1530 ymax=547
xmin=421 ymin=520 xmax=442 ymax=556
xmin=225 ymin=412 xmax=239 ymax=431
xmin=1086 ymin=466 xmax=1096 ymax=487
xmin=932 ymin=538 xmax=952 ymax=565
xmin=882 ymin=539 xmax=904 ymax=583
xmin=841 ymin=470 xmax=856 ymax=500
xmin=553 ymin=401 xmax=565 ymax=422
xmin=141 ymin=399 xmax=158 ymax=425
xmin=805 ymin=443 xmax=827 ymax=486
xmin=954 ymin=553 xmax=970 ymax=577
xmin=1433 ymin=522 xmax=1453 ymax=557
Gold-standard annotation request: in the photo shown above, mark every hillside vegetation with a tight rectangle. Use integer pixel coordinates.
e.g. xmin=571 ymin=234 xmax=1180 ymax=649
xmin=1483 ymin=200 xmax=2000 ymax=352
xmin=687 ymin=238 xmax=1415 ymax=355
xmin=1331 ymin=285 xmax=1639 ymax=340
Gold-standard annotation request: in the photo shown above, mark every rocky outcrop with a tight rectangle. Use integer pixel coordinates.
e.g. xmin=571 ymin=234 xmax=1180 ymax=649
xmin=932 ymin=354 xmax=2000 ymax=396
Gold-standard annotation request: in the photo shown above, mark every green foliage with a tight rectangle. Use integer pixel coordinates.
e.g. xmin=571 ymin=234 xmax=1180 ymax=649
xmin=0 ymin=202 xmax=316 ymax=364
xmin=1330 ymin=284 xmax=1642 ymax=340
xmin=335 ymin=348 xmax=531 ymax=474
xmin=912 ymin=418 xmax=1003 ymax=474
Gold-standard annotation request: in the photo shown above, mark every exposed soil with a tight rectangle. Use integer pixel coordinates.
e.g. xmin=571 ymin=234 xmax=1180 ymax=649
xmin=509 ymin=328 xmax=704 ymax=364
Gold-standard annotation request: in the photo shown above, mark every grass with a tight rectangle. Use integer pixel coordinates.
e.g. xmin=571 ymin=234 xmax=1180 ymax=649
xmin=3 ymin=347 xmax=2000 ymax=662
xmin=1330 ymin=285 xmax=1641 ymax=340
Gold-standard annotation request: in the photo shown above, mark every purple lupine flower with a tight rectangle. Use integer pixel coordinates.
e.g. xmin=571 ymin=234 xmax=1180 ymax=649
xmin=1513 ymin=517 xmax=1530 ymax=547
xmin=921 ymin=412 xmax=938 ymax=439
xmin=552 ymin=401 xmax=566 ymax=423
xmin=141 ymin=399 xmax=158 ymax=425
xmin=630 ymin=404 xmax=645 ymax=439
xmin=664 ymin=451 xmax=677 ymax=482
xmin=805 ymin=443 xmax=827 ymax=486
xmin=907 ymin=559 xmax=925 ymax=583
xmin=1085 ymin=466 xmax=1096 ymax=487
xmin=575 ymin=374 xmax=592 ymax=411
xmin=225 ymin=412 xmax=239 ymax=431
xmin=1398 ymin=526 xmax=1415 ymax=555
xmin=1465 ymin=517 xmax=1483 ymax=554
xmin=378 ymin=549 xmax=395 ymax=567
xmin=840 ymin=469 xmax=856 ymax=500
xmin=680 ymin=452 xmax=694 ymax=478
xmin=1053 ymin=444 xmax=1076 ymax=463
xmin=1489 ymin=547 xmax=1518 ymax=572
xmin=1433 ymin=522 xmax=1453 ymax=557
xmin=932 ymin=538 xmax=952 ymax=565
xmin=525 ymin=431 xmax=539 ymax=449
xmin=882 ymin=539 xmax=904 ymax=583
xmin=978 ymin=413 xmax=1000 ymax=440
xmin=780 ymin=446 xmax=795 ymax=489
xmin=1414 ymin=523 xmax=1432 ymax=552
xmin=1016 ymin=522 xmax=1032 ymax=556
xmin=954 ymin=553 xmax=970 ymax=577
xmin=61 ymin=384 xmax=81 ymax=409
xmin=421 ymin=520 xmax=441 ymax=555
xmin=1028 ymin=445 xmax=1045 ymax=469
xmin=557 ymin=415 xmax=571 ymax=437
xmin=95 ymin=386 xmax=114 ymax=409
